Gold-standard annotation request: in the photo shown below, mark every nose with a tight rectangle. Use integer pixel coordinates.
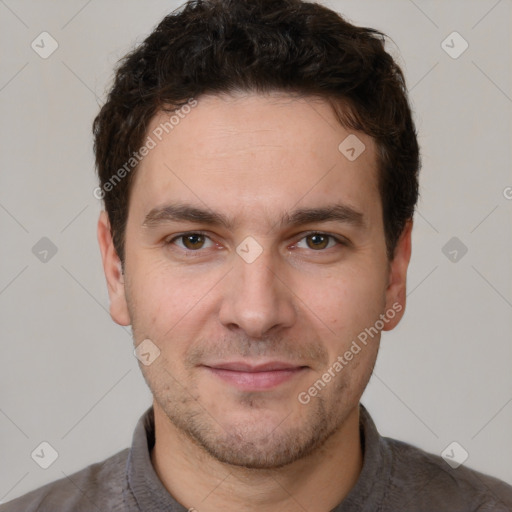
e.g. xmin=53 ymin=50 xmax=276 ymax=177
xmin=218 ymin=248 xmax=297 ymax=339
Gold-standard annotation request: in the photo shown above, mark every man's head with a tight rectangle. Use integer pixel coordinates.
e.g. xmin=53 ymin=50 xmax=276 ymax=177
xmin=95 ymin=0 xmax=418 ymax=470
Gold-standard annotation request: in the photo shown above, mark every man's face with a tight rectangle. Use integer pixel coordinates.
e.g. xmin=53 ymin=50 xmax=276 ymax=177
xmin=99 ymin=93 xmax=410 ymax=469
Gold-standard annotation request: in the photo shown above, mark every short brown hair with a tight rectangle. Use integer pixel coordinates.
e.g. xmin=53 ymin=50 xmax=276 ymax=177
xmin=93 ymin=0 xmax=420 ymax=263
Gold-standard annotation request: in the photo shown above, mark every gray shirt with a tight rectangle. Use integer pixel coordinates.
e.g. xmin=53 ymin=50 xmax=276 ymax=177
xmin=2 ymin=405 xmax=511 ymax=511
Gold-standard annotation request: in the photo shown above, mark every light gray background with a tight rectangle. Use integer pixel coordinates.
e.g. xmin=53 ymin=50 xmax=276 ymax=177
xmin=1 ymin=0 xmax=511 ymax=503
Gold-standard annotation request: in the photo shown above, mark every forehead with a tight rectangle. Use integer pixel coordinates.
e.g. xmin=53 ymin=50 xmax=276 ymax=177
xmin=130 ymin=93 xmax=381 ymax=229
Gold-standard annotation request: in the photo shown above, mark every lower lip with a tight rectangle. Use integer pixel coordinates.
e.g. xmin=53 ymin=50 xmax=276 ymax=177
xmin=204 ymin=367 xmax=306 ymax=391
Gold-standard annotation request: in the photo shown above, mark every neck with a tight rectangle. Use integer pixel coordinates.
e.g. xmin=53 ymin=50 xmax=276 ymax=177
xmin=150 ymin=402 xmax=363 ymax=512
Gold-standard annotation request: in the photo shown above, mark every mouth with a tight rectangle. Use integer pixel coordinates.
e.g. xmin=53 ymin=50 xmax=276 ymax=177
xmin=201 ymin=361 xmax=309 ymax=391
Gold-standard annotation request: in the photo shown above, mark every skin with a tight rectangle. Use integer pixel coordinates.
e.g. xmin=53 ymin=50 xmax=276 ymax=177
xmin=98 ymin=92 xmax=412 ymax=512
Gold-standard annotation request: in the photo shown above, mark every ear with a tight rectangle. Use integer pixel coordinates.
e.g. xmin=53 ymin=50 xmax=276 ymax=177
xmin=97 ymin=211 xmax=131 ymax=326
xmin=382 ymin=220 xmax=412 ymax=331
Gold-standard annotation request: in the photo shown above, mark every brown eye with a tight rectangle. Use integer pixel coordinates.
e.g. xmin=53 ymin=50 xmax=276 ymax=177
xmin=166 ymin=232 xmax=216 ymax=254
xmin=176 ymin=233 xmax=208 ymax=250
xmin=305 ymin=233 xmax=330 ymax=250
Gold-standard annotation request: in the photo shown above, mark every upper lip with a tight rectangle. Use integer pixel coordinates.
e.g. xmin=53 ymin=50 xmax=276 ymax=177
xmin=203 ymin=361 xmax=306 ymax=372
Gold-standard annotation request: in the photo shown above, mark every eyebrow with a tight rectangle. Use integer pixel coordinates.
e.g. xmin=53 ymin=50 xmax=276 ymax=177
xmin=143 ymin=204 xmax=232 ymax=229
xmin=142 ymin=203 xmax=365 ymax=230
xmin=281 ymin=204 xmax=365 ymax=229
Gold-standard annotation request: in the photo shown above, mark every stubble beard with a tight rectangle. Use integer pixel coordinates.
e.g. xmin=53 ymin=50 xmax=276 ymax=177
xmin=143 ymin=361 xmax=357 ymax=470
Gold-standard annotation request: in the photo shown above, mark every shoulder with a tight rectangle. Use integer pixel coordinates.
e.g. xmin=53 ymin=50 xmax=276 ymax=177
xmin=0 ymin=448 xmax=130 ymax=512
xmin=384 ymin=436 xmax=512 ymax=511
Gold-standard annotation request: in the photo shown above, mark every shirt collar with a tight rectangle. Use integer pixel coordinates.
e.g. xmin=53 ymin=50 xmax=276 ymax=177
xmin=331 ymin=403 xmax=391 ymax=511
xmin=126 ymin=406 xmax=187 ymax=511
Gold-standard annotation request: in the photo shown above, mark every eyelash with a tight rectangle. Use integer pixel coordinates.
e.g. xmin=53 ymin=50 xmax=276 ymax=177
xmin=165 ymin=231 xmax=347 ymax=253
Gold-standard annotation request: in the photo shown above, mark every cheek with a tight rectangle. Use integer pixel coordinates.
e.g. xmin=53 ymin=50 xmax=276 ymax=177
xmin=127 ymin=264 xmax=219 ymax=353
xmin=125 ymin=266 xmax=175 ymax=337
xmin=298 ymin=268 xmax=387 ymax=330
xmin=129 ymin=260 xmax=192 ymax=315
